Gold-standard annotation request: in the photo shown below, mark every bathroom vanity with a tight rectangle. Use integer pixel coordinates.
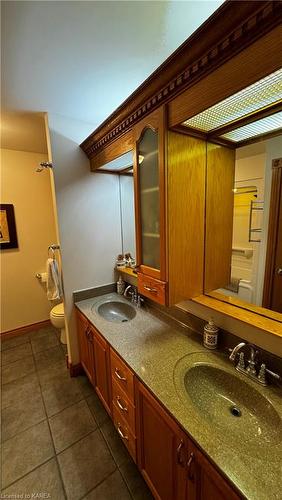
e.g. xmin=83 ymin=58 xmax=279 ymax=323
xmin=75 ymin=293 xmax=281 ymax=500
xmin=73 ymin=4 xmax=282 ymax=499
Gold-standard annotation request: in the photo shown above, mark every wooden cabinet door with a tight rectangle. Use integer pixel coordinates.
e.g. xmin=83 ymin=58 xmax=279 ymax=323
xmin=192 ymin=444 xmax=241 ymax=500
xmin=92 ymin=325 xmax=112 ymax=416
xmin=76 ymin=310 xmax=95 ymax=386
xmin=136 ymin=380 xmax=187 ymax=500
xmin=133 ymin=106 xmax=166 ymax=282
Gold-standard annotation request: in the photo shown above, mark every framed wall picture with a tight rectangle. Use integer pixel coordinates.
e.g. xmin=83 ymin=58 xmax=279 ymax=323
xmin=0 ymin=204 xmax=18 ymax=249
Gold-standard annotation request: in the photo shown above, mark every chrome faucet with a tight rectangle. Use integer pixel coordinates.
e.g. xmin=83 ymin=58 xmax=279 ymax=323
xmin=124 ymin=285 xmax=135 ymax=300
xmin=124 ymin=285 xmax=144 ymax=308
xmin=229 ymin=342 xmax=246 ymax=362
xmin=229 ymin=342 xmax=281 ymax=386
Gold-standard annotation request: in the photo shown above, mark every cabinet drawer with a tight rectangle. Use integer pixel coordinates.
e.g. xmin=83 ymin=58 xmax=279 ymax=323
xmin=137 ymin=273 xmax=167 ymax=305
xmin=112 ymin=405 xmax=136 ymax=462
xmin=112 ymin=380 xmax=136 ymax=434
xmin=110 ymin=349 xmax=134 ymax=402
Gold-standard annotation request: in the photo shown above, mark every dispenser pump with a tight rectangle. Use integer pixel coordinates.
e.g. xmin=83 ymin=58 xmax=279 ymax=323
xmin=203 ymin=319 xmax=219 ymax=349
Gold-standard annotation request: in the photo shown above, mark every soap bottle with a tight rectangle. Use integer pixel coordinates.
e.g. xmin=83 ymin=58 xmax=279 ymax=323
xmin=203 ymin=319 xmax=219 ymax=349
xmin=117 ymin=275 xmax=125 ymax=295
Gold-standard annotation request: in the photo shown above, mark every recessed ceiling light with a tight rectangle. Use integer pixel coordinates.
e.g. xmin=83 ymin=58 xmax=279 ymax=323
xmin=219 ymin=112 xmax=282 ymax=143
xmin=182 ymin=69 xmax=282 ymax=132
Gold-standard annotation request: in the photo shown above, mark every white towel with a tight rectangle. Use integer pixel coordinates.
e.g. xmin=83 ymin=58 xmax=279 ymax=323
xmin=46 ymin=258 xmax=63 ymax=301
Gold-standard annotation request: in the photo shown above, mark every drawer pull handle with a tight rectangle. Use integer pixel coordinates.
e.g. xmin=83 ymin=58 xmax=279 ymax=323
xmin=116 ymin=396 xmax=128 ymax=412
xmin=85 ymin=327 xmax=93 ymax=342
xmin=187 ymin=452 xmax=195 ymax=481
xmin=117 ymin=424 xmax=128 ymax=441
xmin=115 ymin=368 xmax=127 ymax=381
xmin=144 ymin=285 xmax=157 ymax=294
xmin=176 ymin=440 xmax=185 ymax=466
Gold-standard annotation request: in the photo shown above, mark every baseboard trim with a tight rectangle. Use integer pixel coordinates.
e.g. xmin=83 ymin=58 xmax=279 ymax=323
xmin=1 ymin=319 xmax=51 ymax=340
xmin=69 ymin=361 xmax=84 ymax=377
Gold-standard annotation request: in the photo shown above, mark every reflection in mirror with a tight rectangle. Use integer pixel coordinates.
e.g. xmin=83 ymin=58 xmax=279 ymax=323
xmin=206 ymin=135 xmax=282 ymax=319
xmin=119 ymin=175 xmax=135 ymax=258
xmin=98 ymin=151 xmax=136 ymax=261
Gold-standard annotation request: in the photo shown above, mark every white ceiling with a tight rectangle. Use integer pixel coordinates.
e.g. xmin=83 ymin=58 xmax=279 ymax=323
xmin=1 ymin=0 xmax=223 ymax=150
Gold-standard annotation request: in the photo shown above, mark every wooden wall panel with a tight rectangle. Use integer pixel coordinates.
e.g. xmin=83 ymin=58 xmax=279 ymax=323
xmin=168 ymin=25 xmax=282 ymax=128
xmin=205 ymin=143 xmax=235 ymax=293
xmin=167 ymin=132 xmax=206 ymax=305
xmin=90 ymin=129 xmax=133 ymax=171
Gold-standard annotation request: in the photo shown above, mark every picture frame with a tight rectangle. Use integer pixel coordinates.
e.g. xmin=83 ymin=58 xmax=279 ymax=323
xmin=0 ymin=204 xmax=18 ymax=249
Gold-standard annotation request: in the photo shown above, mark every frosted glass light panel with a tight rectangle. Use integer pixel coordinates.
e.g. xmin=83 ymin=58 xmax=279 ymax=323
xmin=138 ymin=128 xmax=160 ymax=270
xmin=219 ymin=112 xmax=282 ymax=143
xmin=182 ymin=69 xmax=282 ymax=132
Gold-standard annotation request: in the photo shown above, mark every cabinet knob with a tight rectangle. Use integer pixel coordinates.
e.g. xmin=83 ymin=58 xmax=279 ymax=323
xmin=277 ymin=267 xmax=282 ymax=276
xmin=187 ymin=452 xmax=195 ymax=481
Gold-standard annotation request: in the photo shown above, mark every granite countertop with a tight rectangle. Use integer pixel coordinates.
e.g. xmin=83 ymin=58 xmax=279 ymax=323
xmin=75 ymin=292 xmax=282 ymax=500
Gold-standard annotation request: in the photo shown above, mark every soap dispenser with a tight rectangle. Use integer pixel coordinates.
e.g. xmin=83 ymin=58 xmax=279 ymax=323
xmin=117 ymin=275 xmax=125 ymax=295
xmin=203 ymin=319 xmax=219 ymax=350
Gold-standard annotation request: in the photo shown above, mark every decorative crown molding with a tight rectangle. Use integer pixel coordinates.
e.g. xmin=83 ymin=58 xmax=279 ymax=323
xmin=80 ymin=1 xmax=282 ymax=159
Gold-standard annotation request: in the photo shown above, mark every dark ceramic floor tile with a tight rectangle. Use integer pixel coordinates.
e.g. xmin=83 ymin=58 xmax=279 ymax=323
xmin=49 ymin=400 xmax=97 ymax=453
xmin=61 ymin=342 xmax=68 ymax=354
xmin=2 ymin=373 xmax=41 ymax=410
xmin=29 ymin=326 xmax=57 ymax=339
xmin=2 ymin=342 xmax=33 ymax=366
xmin=83 ymin=470 xmax=131 ymax=500
xmin=2 ymin=458 xmax=65 ymax=500
xmin=37 ymin=359 xmax=68 ymax=387
xmin=31 ymin=331 xmax=60 ymax=354
xmin=100 ymin=418 xmax=130 ymax=466
xmin=76 ymin=375 xmax=96 ymax=398
xmin=1 ymin=332 xmax=30 ymax=351
xmin=42 ymin=376 xmax=83 ymax=417
xmin=2 ymin=390 xmax=46 ymax=442
xmin=1 ymin=355 xmax=35 ymax=384
xmin=86 ymin=393 xmax=110 ymax=427
xmin=2 ymin=420 xmax=54 ymax=488
xmin=120 ymin=457 xmax=153 ymax=500
xmin=58 ymin=430 xmax=116 ymax=500
xmin=34 ymin=345 xmax=65 ymax=371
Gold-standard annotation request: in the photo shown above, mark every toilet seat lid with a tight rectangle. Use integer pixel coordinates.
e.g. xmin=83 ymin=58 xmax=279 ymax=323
xmin=52 ymin=303 xmax=64 ymax=316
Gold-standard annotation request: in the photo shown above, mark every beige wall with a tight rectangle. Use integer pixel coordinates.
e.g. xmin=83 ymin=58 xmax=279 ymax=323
xmin=1 ymin=148 xmax=57 ymax=332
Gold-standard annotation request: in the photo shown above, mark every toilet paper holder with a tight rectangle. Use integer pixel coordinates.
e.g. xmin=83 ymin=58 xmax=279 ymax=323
xmin=36 ymin=272 xmax=47 ymax=282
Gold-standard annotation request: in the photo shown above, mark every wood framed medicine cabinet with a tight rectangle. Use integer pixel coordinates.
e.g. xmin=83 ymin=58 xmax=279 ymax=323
xmin=80 ymin=0 xmax=282 ymax=334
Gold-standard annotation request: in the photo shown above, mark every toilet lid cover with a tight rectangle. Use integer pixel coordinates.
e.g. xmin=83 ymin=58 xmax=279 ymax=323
xmin=52 ymin=303 xmax=64 ymax=316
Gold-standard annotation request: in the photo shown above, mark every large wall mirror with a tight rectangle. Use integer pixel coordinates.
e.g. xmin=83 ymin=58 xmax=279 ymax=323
xmin=205 ymin=135 xmax=282 ymax=321
xmin=98 ymin=151 xmax=136 ymax=260
xmin=182 ymin=68 xmax=282 ymax=322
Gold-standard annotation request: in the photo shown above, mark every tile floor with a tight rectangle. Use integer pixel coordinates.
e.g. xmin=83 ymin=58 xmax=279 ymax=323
xmin=1 ymin=326 xmax=153 ymax=499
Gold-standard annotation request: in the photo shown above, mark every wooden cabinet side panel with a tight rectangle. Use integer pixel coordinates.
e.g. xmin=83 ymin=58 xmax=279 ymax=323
xmin=76 ymin=310 xmax=95 ymax=386
xmin=167 ymin=132 xmax=206 ymax=305
xmin=205 ymin=143 xmax=235 ymax=292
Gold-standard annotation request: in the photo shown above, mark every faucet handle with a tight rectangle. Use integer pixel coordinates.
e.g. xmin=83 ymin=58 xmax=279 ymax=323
xmin=258 ymin=363 xmax=267 ymax=385
xmin=237 ymin=352 xmax=245 ymax=370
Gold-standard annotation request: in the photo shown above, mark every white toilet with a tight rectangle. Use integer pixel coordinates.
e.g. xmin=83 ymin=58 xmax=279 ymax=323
xmin=50 ymin=302 xmax=67 ymax=344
